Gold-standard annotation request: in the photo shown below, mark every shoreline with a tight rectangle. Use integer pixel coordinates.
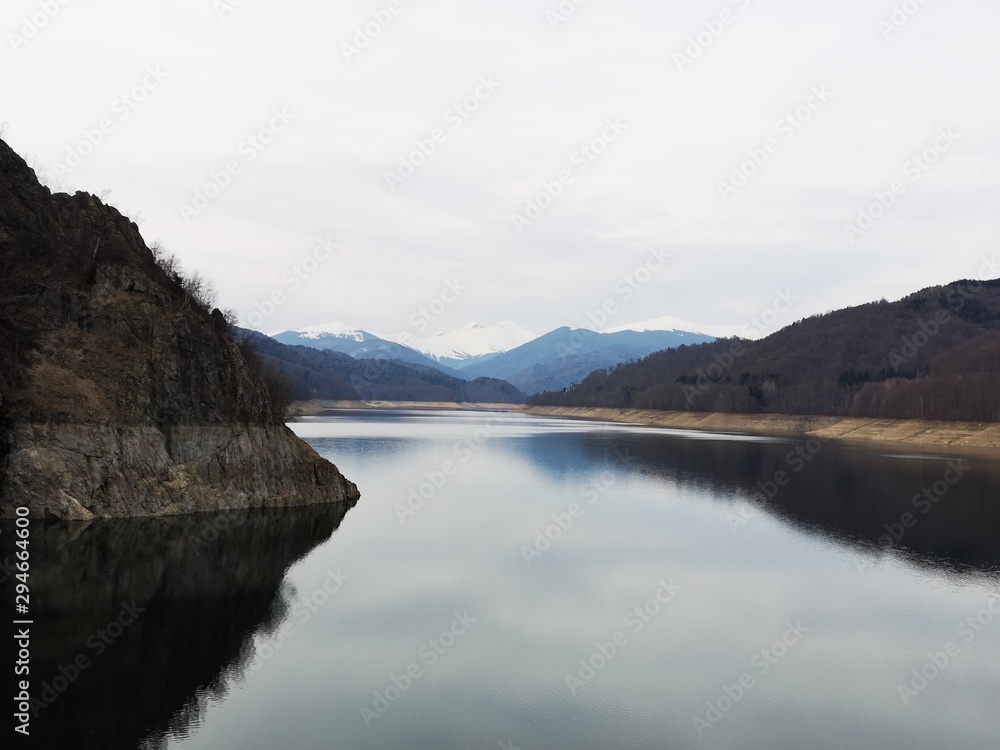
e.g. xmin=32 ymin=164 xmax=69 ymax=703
xmin=290 ymin=400 xmax=1000 ymax=457
xmin=516 ymin=406 xmax=1000 ymax=457
xmin=290 ymin=400 xmax=522 ymax=416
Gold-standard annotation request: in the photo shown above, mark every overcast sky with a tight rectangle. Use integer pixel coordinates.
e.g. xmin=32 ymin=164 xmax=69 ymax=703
xmin=3 ymin=0 xmax=998 ymax=339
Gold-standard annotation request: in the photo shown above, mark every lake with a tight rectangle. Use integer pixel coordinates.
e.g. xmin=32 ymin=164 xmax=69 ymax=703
xmin=9 ymin=409 xmax=1000 ymax=749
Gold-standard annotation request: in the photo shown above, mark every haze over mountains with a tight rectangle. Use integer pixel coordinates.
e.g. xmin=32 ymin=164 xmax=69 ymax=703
xmin=268 ymin=319 xmax=717 ymax=393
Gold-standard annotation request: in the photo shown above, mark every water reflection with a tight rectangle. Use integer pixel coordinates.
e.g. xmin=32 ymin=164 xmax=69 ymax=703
xmin=307 ymin=409 xmax=1000 ymax=578
xmin=528 ymin=429 xmax=1000 ymax=576
xmin=9 ymin=412 xmax=1000 ymax=750
xmin=1 ymin=502 xmax=354 ymax=750
xmin=286 ymin=412 xmax=1000 ymax=750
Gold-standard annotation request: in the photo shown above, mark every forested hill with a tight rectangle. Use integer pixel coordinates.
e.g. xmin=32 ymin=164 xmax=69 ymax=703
xmin=240 ymin=330 xmax=526 ymax=404
xmin=530 ymin=279 xmax=1000 ymax=422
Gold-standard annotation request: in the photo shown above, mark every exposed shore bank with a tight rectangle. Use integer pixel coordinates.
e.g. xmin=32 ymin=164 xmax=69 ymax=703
xmin=518 ymin=406 xmax=1000 ymax=455
xmin=291 ymin=400 xmax=521 ymax=415
xmin=292 ymin=400 xmax=1000 ymax=455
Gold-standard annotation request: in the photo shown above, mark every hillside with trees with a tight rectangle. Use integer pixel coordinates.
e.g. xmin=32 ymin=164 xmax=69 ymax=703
xmin=240 ymin=330 xmax=526 ymax=404
xmin=530 ymin=280 xmax=1000 ymax=422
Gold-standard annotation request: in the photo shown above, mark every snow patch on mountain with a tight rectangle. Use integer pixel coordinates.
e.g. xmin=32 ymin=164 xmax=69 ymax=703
xmin=603 ymin=316 xmax=743 ymax=339
xmin=405 ymin=321 xmax=538 ymax=361
xmin=295 ymin=321 xmax=367 ymax=342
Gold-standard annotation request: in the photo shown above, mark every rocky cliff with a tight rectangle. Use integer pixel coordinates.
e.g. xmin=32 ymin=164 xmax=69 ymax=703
xmin=0 ymin=138 xmax=359 ymax=519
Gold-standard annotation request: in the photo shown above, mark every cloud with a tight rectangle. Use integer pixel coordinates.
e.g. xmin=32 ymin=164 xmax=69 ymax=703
xmin=3 ymin=0 xmax=997 ymax=335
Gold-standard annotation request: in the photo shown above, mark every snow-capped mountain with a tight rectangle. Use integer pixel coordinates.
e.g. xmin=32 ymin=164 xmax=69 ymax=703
xmin=271 ymin=322 xmax=447 ymax=370
xmin=293 ymin=321 xmax=366 ymax=342
xmin=604 ymin=316 xmax=743 ymax=339
xmin=459 ymin=325 xmax=716 ymax=393
xmin=269 ymin=316 xmax=727 ymax=392
xmin=402 ymin=322 xmax=538 ymax=369
xmin=269 ymin=320 xmax=538 ymax=375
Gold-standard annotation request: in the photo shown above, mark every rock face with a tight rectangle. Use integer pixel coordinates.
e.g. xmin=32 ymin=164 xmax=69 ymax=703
xmin=0 ymin=138 xmax=359 ymax=519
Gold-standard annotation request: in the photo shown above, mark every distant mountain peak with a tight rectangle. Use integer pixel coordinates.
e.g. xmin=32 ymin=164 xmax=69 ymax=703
xmin=268 ymin=325 xmax=454 ymax=374
xmin=403 ymin=321 xmax=538 ymax=363
xmin=295 ymin=321 xmax=366 ymax=341
xmin=603 ymin=316 xmax=742 ymax=339
xmin=429 ymin=321 xmax=485 ymax=339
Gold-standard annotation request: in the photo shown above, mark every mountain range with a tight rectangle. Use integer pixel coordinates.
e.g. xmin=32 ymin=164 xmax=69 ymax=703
xmin=272 ymin=322 xmax=441 ymax=369
xmin=457 ymin=326 xmax=715 ymax=393
xmin=268 ymin=320 xmax=716 ymax=394
xmin=243 ymin=329 xmax=525 ymax=404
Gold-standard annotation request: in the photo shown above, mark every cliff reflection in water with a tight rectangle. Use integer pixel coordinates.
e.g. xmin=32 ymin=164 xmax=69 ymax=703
xmin=2 ymin=502 xmax=354 ymax=750
xmin=528 ymin=429 xmax=1000 ymax=576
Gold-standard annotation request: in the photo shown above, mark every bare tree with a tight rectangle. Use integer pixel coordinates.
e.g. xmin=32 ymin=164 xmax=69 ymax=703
xmin=150 ymin=242 xmax=219 ymax=314
xmin=151 ymin=242 xmax=180 ymax=280
xmin=180 ymin=271 xmax=217 ymax=311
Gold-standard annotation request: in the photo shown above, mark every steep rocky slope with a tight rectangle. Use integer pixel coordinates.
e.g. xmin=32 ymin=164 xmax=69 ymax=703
xmin=0 ymin=138 xmax=359 ymax=519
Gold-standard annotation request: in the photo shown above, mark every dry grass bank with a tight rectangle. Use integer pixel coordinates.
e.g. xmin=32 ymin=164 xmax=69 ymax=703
xmin=289 ymin=401 xmax=1000 ymax=455
xmin=290 ymin=400 xmax=521 ymax=416
xmin=517 ymin=406 xmax=1000 ymax=455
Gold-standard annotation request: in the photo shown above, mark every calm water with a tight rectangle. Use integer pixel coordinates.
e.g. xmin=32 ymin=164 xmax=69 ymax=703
xmin=6 ymin=409 xmax=1000 ymax=749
